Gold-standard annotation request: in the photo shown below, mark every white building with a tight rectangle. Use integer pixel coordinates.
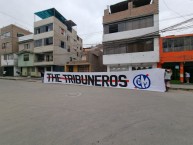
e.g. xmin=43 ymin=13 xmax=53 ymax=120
xmin=103 ymin=0 xmax=159 ymax=72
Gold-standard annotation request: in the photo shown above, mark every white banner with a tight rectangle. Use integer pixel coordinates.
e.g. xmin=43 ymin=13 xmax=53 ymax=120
xmin=44 ymin=68 xmax=166 ymax=92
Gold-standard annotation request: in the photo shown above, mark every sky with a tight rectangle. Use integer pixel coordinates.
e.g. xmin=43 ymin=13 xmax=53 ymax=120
xmin=0 ymin=0 xmax=193 ymax=47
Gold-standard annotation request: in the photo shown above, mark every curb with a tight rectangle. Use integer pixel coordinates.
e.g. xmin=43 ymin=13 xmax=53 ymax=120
xmin=170 ymin=88 xmax=193 ymax=91
xmin=0 ymin=78 xmax=39 ymax=82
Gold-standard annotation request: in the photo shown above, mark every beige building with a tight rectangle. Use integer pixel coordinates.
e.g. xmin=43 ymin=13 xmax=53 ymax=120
xmin=65 ymin=44 xmax=106 ymax=72
xmin=0 ymin=24 xmax=32 ymax=76
xmin=33 ymin=8 xmax=83 ymax=73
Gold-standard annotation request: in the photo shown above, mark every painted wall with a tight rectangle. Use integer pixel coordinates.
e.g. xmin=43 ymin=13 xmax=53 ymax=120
xmin=33 ymin=16 xmax=82 ymax=66
xmin=22 ymin=67 xmax=28 ymax=76
xmin=21 ymin=67 xmax=39 ymax=77
xmin=1 ymin=53 xmax=17 ymax=66
xmin=18 ymin=53 xmax=34 ymax=67
xmin=160 ymin=35 xmax=193 ymax=63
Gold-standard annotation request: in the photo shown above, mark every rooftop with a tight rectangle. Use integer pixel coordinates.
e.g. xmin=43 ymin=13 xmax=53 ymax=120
xmin=110 ymin=0 xmax=152 ymax=14
xmin=35 ymin=8 xmax=76 ymax=32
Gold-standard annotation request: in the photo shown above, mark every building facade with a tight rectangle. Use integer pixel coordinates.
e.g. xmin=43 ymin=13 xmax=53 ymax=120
xmin=0 ymin=24 xmax=32 ymax=76
xmin=159 ymin=34 xmax=193 ymax=83
xmin=65 ymin=44 xmax=106 ymax=72
xmin=103 ymin=0 xmax=159 ymax=72
xmin=33 ymin=8 xmax=82 ymax=73
xmin=18 ymin=34 xmax=37 ymax=76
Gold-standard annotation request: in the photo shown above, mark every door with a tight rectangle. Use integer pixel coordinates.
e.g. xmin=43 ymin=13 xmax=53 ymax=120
xmin=69 ymin=66 xmax=74 ymax=72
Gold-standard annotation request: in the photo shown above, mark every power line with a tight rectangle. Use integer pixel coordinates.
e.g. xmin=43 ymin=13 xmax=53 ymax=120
xmin=2 ymin=15 xmax=193 ymax=48
xmin=162 ymin=0 xmax=187 ymax=21
xmin=0 ymin=11 xmax=33 ymax=30
xmin=2 ymin=11 xmax=193 ymax=39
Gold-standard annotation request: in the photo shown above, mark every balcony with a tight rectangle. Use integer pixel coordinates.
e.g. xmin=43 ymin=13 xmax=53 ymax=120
xmin=34 ymin=53 xmax=54 ymax=66
xmin=34 ymin=45 xmax=54 ymax=53
xmin=1 ymin=54 xmax=17 ymax=66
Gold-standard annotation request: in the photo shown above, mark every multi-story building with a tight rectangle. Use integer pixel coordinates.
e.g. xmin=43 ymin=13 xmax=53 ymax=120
xmin=159 ymin=34 xmax=193 ymax=83
xmin=33 ymin=8 xmax=82 ymax=73
xmin=65 ymin=44 xmax=106 ymax=72
xmin=103 ymin=0 xmax=159 ymax=72
xmin=0 ymin=24 xmax=32 ymax=76
xmin=18 ymin=34 xmax=36 ymax=76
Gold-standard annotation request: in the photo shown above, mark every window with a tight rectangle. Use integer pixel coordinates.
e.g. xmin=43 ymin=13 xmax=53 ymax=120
xmin=67 ymin=46 xmax=70 ymax=52
xmin=24 ymin=54 xmax=29 ymax=61
xmin=184 ymin=37 xmax=191 ymax=51
xmin=34 ymin=39 xmax=42 ymax=47
xmin=104 ymin=25 xmax=109 ymax=34
xmin=174 ymin=38 xmax=184 ymax=51
xmin=109 ymin=24 xmax=118 ymax=33
xmin=2 ymin=42 xmax=9 ymax=49
xmin=104 ymin=15 xmax=154 ymax=34
xmin=67 ymin=35 xmax=70 ymax=41
xmin=167 ymin=39 xmax=174 ymax=51
xmin=36 ymin=54 xmax=44 ymax=62
xmin=144 ymin=40 xmax=154 ymax=51
xmin=132 ymin=19 xmax=140 ymax=30
xmin=46 ymin=67 xmax=51 ymax=71
xmin=146 ymin=16 xmax=154 ymax=27
xmin=163 ymin=37 xmax=193 ymax=52
xmin=4 ymin=54 xmax=13 ymax=60
xmin=118 ymin=23 xmax=126 ymax=32
xmin=61 ymin=41 xmax=66 ymax=48
xmin=70 ymin=57 xmax=72 ymax=61
xmin=17 ymin=33 xmax=24 ymax=37
xmin=126 ymin=22 xmax=132 ymax=30
xmin=1 ymin=32 xmax=11 ymax=39
xmin=44 ymin=37 xmax=53 ymax=45
xmin=24 ymin=43 xmax=30 ymax=49
xmin=4 ymin=54 xmax=7 ymax=60
xmin=78 ymin=65 xmax=89 ymax=72
xmin=104 ymin=39 xmax=154 ymax=55
xmin=50 ymin=55 xmax=53 ymax=61
xmin=35 ymin=28 xmax=40 ymax=34
xmin=8 ymin=54 xmax=13 ymax=60
xmin=34 ymin=23 xmax=53 ymax=34
xmin=45 ymin=24 xmax=53 ymax=32
xmin=60 ymin=28 xmax=66 ymax=36
xmin=31 ymin=67 xmax=35 ymax=72
xmin=45 ymin=54 xmax=53 ymax=62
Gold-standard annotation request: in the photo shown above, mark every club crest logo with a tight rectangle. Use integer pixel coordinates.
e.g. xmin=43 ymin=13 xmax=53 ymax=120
xmin=133 ymin=74 xmax=151 ymax=89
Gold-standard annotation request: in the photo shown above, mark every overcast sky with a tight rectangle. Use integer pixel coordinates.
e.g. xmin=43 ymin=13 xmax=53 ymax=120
xmin=1 ymin=0 xmax=193 ymax=47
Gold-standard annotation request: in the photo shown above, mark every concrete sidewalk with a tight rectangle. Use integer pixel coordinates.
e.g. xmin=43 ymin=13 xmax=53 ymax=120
xmin=171 ymin=84 xmax=193 ymax=91
xmin=0 ymin=76 xmax=40 ymax=82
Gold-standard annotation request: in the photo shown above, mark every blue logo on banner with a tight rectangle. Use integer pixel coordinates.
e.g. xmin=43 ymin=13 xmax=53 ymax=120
xmin=133 ymin=74 xmax=151 ymax=89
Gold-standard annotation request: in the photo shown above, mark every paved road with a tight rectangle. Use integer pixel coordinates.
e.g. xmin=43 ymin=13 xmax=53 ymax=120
xmin=0 ymin=79 xmax=193 ymax=145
